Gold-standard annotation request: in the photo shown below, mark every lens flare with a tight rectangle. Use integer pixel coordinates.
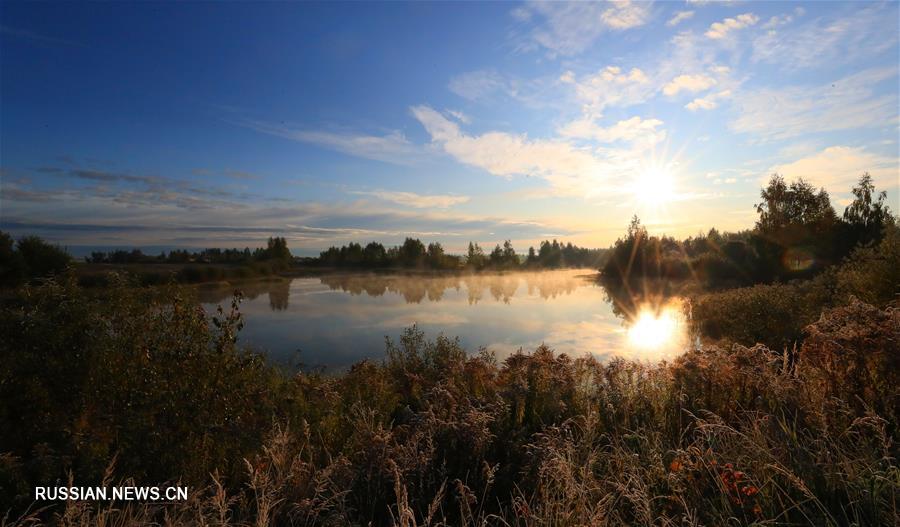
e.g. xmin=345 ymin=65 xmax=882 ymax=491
xmin=782 ymin=247 xmax=815 ymax=271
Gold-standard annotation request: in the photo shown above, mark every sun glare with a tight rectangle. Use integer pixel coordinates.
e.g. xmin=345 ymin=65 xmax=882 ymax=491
xmin=635 ymin=166 xmax=675 ymax=206
xmin=626 ymin=307 xmax=680 ymax=351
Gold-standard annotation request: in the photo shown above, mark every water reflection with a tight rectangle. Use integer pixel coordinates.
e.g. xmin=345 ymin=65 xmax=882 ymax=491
xmin=318 ymin=272 xmax=582 ymax=305
xmin=198 ymin=278 xmax=290 ymax=311
xmin=197 ymin=270 xmax=689 ymax=370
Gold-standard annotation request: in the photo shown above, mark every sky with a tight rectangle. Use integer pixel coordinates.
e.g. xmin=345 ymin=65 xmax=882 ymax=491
xmin=1 ymin=1 xmax=898 ymax=255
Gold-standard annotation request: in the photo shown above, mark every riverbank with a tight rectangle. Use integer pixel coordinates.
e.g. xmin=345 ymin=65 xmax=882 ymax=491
xmin=73 ymin=260 xmax=604 ymax=287
xmin=1 ymin=274 xmax=896 ymax=525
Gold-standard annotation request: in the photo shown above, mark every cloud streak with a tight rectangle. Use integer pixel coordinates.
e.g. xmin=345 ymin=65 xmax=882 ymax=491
xmin=238 ymin=119 xmax=422 ymax=165
xmin=512 ymin=1 xmax=650 ymax=56
xmin=732 ymin=67 xmax=898 ymax=141
xmin=352 ymin=190 xmax=470 ymax=209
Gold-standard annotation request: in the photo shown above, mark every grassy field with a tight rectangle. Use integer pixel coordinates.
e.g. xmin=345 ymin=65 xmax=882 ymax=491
xmin=2 ymin=247 xmax=897 ymax=525
xmin=1 ymin=227 xmax=897 ymax=526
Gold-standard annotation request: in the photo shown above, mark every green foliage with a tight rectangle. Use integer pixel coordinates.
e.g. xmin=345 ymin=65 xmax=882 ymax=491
xmin=2 ymin=280 xmax=897 ymax=525
xmin=487 ymin=240 xmax=520 ymax=269
xmin=0 ymin=232 xmax=71 ymax=287
xmin=692 ymin=278 xmax=833 ymax=350
xmin=841 ymin=172 xmax=897 ymax=254
xmin=465 ymin=241 xmax=487 ymax=269
xmin=0 ymin=231 xmax=26 ymax=287
xmin=754 ymin=174 xmax=837 ymax=234
xmin=692 ymin=225 xmax=900 ymax=350
xmin=835 ymin=223 xmax=900 ymax=305
xmin=0 ymin=275 xmax=299 ymax=503
xmin=603 ymin=174 xmax=895 ymax=289
xmin=318 ymin=238 xmax=603 ymax=271
xmin=602 ymin=216 xmax=692 ymax=285
xmin=258 ymin=236 xmax=293 ymax=261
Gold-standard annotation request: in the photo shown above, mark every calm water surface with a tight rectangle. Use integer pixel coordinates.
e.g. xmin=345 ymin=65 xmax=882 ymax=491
xmin=198 ymin=269 xmax=689 ymax=370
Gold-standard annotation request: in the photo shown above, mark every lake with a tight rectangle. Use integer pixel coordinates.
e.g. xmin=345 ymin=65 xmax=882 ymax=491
xmin=197 ymin=269 xmax=690 ymax=370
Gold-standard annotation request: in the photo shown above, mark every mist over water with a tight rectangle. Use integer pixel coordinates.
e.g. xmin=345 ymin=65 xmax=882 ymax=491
xmin=198 ymin=269 xmax=689 ymax=370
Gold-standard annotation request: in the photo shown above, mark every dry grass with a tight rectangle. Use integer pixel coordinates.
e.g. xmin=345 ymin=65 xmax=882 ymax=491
xmin=2 ymin=286 xmax=897 ymax=526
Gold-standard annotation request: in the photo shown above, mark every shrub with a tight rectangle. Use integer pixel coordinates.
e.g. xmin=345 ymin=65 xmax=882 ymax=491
xmin=835 ymin=223 xmax=900 ymax=306
xmin=691 ymin=278 xmax=833 ymax=350
xmin=1 ymin=278 xmax=897 ymax=526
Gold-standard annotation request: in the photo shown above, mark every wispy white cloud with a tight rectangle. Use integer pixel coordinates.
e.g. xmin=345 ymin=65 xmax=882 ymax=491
xmin=448 ymin=69 xmax=506 ymax=101
xmin=685 ymin=89 xmax=731 ymax=111
xmin=705 ymin=13 xmax=759 ymax=39
xmin=761 ymin=8 xmax=803 ymax=30
xmin=662 ymin=74 xmax=716 ymax=96
xmin=445 ymin=109 xmax=471 ymax=124
xmin=561 ymin=66 xmax=652 ymax=115
xmin=411 ymin=105 xmax=655 ymax=199
xmin=352 ymin=190 xmax=470 ymax=209
xmin=448 ymin=69 xmax=564 ymax=111
xmin=238 ymin=119 xmax=422 ymax=165
xmin=513 ymin=0 xmax=650 ymax=56
xmin=752 ymin=5 xmax=896 ymax=70
xmin=559 ymin=116 xmax=665 ymax=145
xmin=2 ymin=180 xmax=561 ymax=250
xmin=666 ymin=11 xmax=694 ymax=28
xmin=768 ymin=146 xmax=900 ymax=195
xmin=732 ymin=67 xmax=899 ymax=141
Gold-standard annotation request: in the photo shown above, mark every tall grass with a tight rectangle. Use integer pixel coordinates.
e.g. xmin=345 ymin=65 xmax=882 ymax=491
xmin=1 ymin=271 xmax=897 ymax=526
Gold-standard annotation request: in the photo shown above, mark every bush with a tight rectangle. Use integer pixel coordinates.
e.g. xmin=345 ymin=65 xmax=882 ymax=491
xmin=2 ymin=278 xmax=897 ymax=526
xmin=691 ymin=278 xmax=833 ymax=350
xmin=0 ymin=232 xmax=71 ymax=287
xmin=835 ymin=223 xmax=900 ymax=306
xmin=0 ymin=275 xmax=297 ymax=513
xmin=691 ymin=224 xmax=899 ymax=350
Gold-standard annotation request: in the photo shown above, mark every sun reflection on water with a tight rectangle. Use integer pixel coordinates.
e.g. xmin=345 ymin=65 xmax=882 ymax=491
xmin=624 ymin=302 xmax=687 ymax=360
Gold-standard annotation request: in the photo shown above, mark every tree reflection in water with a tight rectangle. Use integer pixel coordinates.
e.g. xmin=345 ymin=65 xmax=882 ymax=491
xmin=197 ymin=278 xmax=291 ymax=311
xmin=195 ymin=270 xmax=690 ymax=366
xmin=318 ymin=271 xmax=591 ymax=305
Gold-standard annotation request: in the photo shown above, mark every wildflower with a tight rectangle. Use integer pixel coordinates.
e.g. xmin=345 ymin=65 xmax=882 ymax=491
xmin=670 ymin=459 xmax=682 ymax=472
xmin=742 ymin=485 xmax=758 ymax=496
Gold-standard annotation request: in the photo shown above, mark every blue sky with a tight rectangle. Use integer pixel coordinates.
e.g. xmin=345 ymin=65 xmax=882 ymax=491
xmin=1 ymin=1 xmax=898 ymax=255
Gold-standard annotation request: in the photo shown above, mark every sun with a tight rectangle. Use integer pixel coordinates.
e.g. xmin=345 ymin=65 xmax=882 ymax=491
xmin=634 ymin=165 xmax=675 ymax=206
xmin=626 ymin=307 xmax=679 ymax=351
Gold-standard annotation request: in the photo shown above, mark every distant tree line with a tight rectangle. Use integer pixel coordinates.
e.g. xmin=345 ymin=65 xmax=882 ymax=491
xmin=0 ymin=235 xmax=295 ymax=288
xmin=86 ymin=236 xmax=293 ymax=265
xmin=315 ymin=237 xmax=607 ymax=270
xmin=602 ymin=173 xmax=896 ymax=288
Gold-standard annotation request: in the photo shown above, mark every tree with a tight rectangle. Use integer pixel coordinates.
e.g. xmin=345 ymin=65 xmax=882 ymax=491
xmin=363 ymin=242 xmax=387 ymax=267
xmin=15 ymin=236 xmax=72 ymax=281
xmin=602 ymin=215 xmax=650 ymax=282
xmin=526 ymin=246 xmax=537 ymax=266
xmin=259 ymin=237 xmax=292 ymax=261
xmin=842 ymin=173 xmax=895 ymax=248
xmin=753 ymin=175 xmax=838 ymax=277
xmin=502 ymin=240 xmax=519 ymax=268
xmin=426 ymin=242 xmax=446 ymax=268
xmin=0 ymin=231 xmax=26 ymax=287
xmin=466 ymin=242 xmax=486 ymax=269
xmin=398 ymin=238 xmax=426 ymax=267
xmin=755 ymin=175 xmax=836 ymax=233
